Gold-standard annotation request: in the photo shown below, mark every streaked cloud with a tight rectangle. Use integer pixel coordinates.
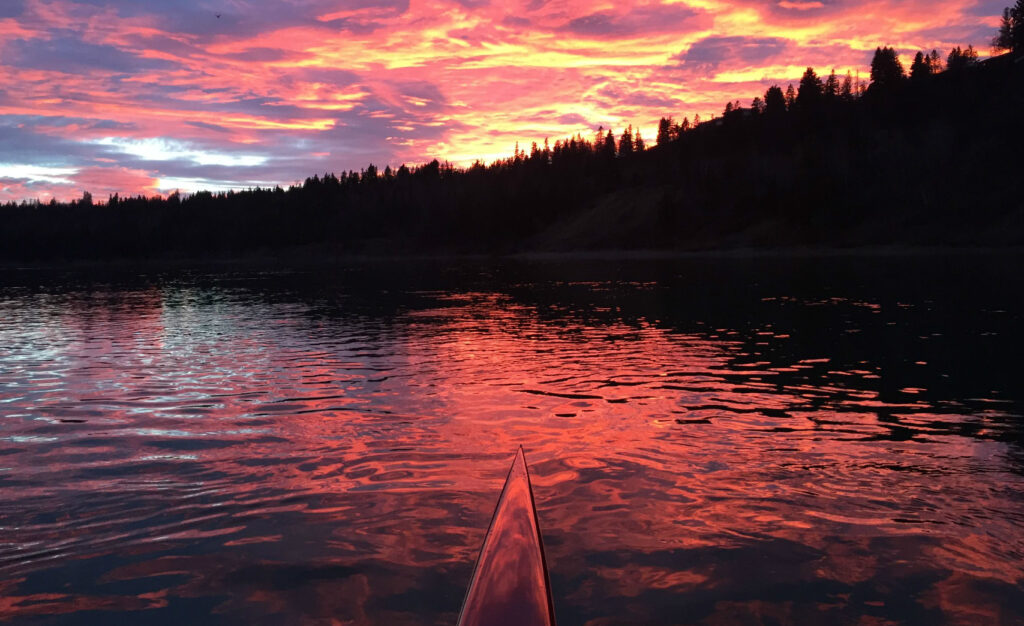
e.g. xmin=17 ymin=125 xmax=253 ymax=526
xmin=680 ymin=36 xmax=791 ymax=71
xmin=559 ymin=5 xmax=706 ymax=38
xmin=0 ymin=0 xmax=1006 ymax=201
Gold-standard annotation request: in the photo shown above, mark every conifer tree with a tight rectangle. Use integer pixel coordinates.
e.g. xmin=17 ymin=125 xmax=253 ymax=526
xmin=785 ymin=84 xmax=797 ymax=109
xmin=947 ymin=45 xmax=979 ymax=71
xmin=869 ymin=46 xmax=905 ymax=91
xmin=1014 ymin=0 xmax=1024 ymax=48
xmin=840 ymin=71 xmax=854 ymax=101
xmin=764 ymin=85 xmax=786 ymax=115
xmin=824 ymin=69 xmax=840 ymax=100
xmin=657 ymin=117 xmax=674 ymax=145
xmin=618 ymin=126 xmax=634 ymax=155
xmin=603 ymin=130 xmax=616 ymax=158
xmin=993 ymin=0 xmax=1024 ymax=51
xmin=797 ymin=67 xmax=824 ymax=112
xmin=910 ymin=51 xmax=931 ymax=80
xmin=996 ymin=7 xmax=1013 ymax=50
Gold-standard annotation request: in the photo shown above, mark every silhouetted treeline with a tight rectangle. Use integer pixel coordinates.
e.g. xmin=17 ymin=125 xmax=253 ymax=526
xmin=2 ymin=46 xmax=1023 ymax=261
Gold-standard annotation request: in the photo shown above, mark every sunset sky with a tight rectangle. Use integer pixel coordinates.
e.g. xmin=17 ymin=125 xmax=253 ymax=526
xmin=0 ymin=0 xmax=1006 ymax=202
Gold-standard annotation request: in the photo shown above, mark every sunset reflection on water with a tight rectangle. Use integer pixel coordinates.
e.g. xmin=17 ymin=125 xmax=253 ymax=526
xmin=0 ymin=256 xmax=1022 ymax=625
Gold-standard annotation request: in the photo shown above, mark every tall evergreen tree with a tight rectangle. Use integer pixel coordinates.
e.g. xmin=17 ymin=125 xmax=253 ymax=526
xmin=840 ymin=72 xmax=854 ymax=101
xmin=824 ymin=69 xmax=840 ymax=101
xmin=869 ymin=46 xmax=905 ymax=91
xmin=618 ymin=126 xmax=634 ymax=155
xmin=947 ymin=45 xmax=979 ymax=71
xmin=1015 ymin=0 xmax=1023 ymax=50
xmin=656 ymin=117 xmax=674 ymax=145
xmin=993 ymin=0 xmax=1024 ymax=51
xmin=603 ymin=130 xmax=616 ymax=158
xmin=995 ymin=8 xmax=1012 ymax=50
xmin=785 ymin=84 xmax=797 ymax=109
xmin=764 ymin=85 xmax=786 ymax=116
xmin=910 ymin=51 xmax=931 ymax=80
xmin=796 ymin=67 xmax=824 ymax=112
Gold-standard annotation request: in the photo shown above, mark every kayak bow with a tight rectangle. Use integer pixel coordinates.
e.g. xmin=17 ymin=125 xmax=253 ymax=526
xmin=457 ymin=446 xmax=556 ymax=626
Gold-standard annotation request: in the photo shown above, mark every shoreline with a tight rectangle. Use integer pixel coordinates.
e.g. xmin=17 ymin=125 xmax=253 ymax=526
xmin=2 ymin=242 xmax=1023 ymax=273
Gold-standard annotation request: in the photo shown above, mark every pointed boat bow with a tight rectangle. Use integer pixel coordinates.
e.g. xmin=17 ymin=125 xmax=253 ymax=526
xmin=457 ymin=446 xmax=556 ymax=626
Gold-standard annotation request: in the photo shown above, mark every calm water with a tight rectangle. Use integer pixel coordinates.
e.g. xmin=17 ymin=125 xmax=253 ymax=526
xmin=1 ymin=255 xmax=1023 ymax=625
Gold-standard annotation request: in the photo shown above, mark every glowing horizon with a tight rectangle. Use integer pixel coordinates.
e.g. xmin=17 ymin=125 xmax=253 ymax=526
xmin=0 ymin=0 xmax=1007 ymax=203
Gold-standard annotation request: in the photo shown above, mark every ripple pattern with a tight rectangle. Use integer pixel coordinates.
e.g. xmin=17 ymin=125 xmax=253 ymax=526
xmin=1 ymin=259 xmax=1022 ymax=625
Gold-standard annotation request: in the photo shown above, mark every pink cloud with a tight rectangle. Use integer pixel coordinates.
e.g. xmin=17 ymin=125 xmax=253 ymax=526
xmin=0 ymin=0 xmax=1009 ymax=201
xmin=1 ymin=166 xmax=157 ymax=203
xmin=777 ymin=1 xmax=826 ymax=9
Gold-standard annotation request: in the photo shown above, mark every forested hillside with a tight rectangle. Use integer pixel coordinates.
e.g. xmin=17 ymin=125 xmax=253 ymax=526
xmin=2 ymin=46 xmax=1022 ymax=261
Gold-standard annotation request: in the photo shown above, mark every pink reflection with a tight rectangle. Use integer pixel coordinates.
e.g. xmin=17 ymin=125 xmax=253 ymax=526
xmin=0 ymin=283 xmax=1022 ymax=624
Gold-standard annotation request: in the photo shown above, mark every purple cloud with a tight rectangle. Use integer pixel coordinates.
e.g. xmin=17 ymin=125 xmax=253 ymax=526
xmin=6 ymin=37 xmax=180 ymax=73
xmin=679 ymin=36 xmax=790 ymax=70
xmin=560 ymin=5 xmax=703 ymax=38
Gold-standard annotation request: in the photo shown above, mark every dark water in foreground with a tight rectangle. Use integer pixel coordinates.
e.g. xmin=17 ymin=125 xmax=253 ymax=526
xmin=1 ymin=255 xmax=1023 ymax=625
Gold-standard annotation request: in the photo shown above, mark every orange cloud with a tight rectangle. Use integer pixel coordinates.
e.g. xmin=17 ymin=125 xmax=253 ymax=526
xmin=0 ymin=0 xmax=1008 ymax=200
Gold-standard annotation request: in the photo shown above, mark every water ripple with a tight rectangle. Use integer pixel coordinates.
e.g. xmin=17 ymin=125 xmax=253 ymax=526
xmin=0 ymin=259 xmax=1022 ymax=624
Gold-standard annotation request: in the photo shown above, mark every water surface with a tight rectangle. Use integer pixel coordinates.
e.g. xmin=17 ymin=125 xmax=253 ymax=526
xmin=1 ymin=255 xmax=1022 ymax=624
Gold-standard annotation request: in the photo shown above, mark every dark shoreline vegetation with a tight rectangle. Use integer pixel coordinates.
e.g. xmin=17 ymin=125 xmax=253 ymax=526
xmin=3 ymin=46 xmax=1023 ymax=262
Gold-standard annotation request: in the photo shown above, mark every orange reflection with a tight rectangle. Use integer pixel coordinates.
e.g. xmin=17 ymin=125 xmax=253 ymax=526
xmin=0 ymin=277 xmax=1022 ymax=624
